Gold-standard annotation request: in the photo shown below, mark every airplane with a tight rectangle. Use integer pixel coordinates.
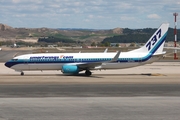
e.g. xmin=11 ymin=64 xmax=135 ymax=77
xmin=5 ymin=23 xmax=169 ymax=76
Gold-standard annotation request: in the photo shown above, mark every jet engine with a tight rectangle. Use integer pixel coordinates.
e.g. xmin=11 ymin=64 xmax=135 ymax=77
xmin=61 ymin=65 xmax=79 ymax=74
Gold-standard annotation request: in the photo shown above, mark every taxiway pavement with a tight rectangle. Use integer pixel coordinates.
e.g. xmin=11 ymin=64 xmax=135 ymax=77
xmin=0 ymin=97 xmax=180 ymax=120
xmin=0 ymin=62 xmax=180 ymax=120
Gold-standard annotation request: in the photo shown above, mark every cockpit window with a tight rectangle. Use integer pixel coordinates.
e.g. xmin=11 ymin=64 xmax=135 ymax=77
xmin=11 ymin=59 xmax=18 ymax=61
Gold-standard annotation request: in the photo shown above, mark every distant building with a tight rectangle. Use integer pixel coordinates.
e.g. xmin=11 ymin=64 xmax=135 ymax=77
xmin=48 ymin=44 xmax=58 ymax=47
xmin=110 ymin=43 xmax=127 ymax=47
xmin=165 ymin=42 xmax=179 ymax=47
xmin=110 ymin=43 xmax=118 ymax=47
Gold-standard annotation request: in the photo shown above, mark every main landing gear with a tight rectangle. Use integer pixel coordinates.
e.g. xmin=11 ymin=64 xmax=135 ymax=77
xmin=20 ymin=71 xmax=24 ymax=76
xmin=85 ymin=70 xmax=92 ymax=76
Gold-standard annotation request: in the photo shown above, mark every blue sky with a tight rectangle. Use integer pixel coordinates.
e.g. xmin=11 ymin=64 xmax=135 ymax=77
xmin=0 ymin=0 xmax=180 ymax=29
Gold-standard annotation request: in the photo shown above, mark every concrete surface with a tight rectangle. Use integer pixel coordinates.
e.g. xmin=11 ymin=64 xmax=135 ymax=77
xmin=0 ymin=62 xmax=180 ymax=120
xmin=0 ymin=97 xmax=180 ymax=120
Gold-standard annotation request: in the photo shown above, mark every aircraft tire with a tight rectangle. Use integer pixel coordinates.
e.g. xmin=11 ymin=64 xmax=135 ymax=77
xmin=21 ymin=72 xmax=24 ymax=76
xmin=85 ymin=70 xmax=92 ymax=76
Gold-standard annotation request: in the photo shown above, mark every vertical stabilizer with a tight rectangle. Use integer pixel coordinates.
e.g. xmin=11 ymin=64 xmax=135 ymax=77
xmin=130 ymin=23 xmax=169 ymax=54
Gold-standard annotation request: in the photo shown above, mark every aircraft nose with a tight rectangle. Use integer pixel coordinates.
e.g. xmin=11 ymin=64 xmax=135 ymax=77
xmin=4 ymin=62 xmax=11 ymax=68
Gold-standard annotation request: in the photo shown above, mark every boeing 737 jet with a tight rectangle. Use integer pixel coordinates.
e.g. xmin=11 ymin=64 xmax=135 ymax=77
xmin=5 ymin=23 xmax=169 ymax=76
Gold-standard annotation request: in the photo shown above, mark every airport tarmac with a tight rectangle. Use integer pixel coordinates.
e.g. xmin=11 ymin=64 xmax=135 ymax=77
xmin=0 ymin=97 xmax=180 ymax=120
xmin=0 ymin=62 xmax=180 ymax=120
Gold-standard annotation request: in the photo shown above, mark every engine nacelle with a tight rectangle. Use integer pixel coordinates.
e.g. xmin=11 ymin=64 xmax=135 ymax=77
xmin=61 ymin=65 xmax=79 ymax=74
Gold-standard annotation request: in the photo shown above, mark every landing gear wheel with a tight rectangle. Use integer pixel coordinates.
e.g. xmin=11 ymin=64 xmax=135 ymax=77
xmin=85 ymin=70 xmax=92 ymax=76
xmin=20 ymin=72 xmax=24 ymax=76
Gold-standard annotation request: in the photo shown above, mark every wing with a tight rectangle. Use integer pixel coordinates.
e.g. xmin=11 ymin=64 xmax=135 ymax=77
xmin=66 ymin=51 xmax=121 ymax=70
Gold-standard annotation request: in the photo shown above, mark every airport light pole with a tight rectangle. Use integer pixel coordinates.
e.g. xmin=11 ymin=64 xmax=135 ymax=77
xmin=173 ymin=12 xmax=178 ymax=59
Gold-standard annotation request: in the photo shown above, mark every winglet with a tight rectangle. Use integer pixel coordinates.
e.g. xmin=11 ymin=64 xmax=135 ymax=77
xmin=111 ymin=51 xmax=120 ymax=62
xmin=104 ymin=48 xmax=108 ymax=53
